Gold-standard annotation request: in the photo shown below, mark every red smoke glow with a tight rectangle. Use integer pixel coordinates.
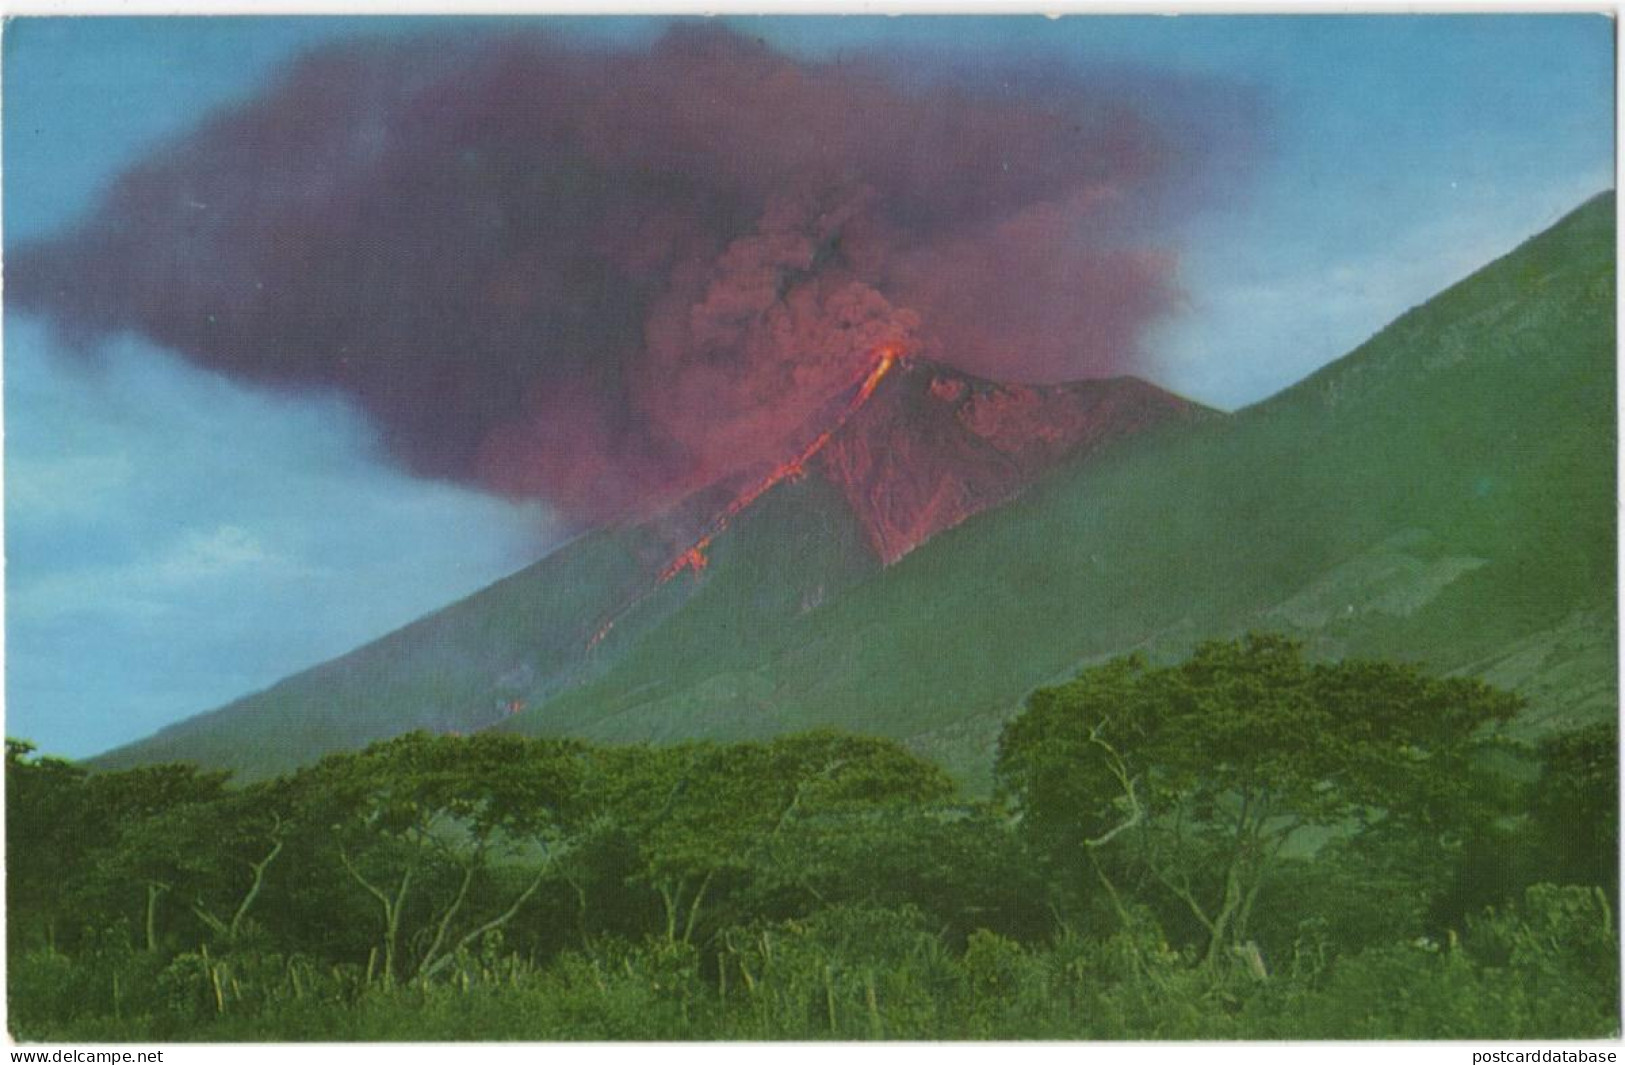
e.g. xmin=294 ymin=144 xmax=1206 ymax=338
xmin=11 ymin=25 xmax=1249 ymax=526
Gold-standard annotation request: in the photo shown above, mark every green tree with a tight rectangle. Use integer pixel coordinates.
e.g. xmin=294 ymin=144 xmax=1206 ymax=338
xmin=750 ymin=802 xmax=1050 ymax=944
xmin=590 ymin=731 xmax=955 ymax=947
xmin=295 ymin=731 xmax=586 ymax=984
xmin=180 ymin=780 xmax=292 ymax=946
xmin=6 ymin=739 xmax=90 ymax=953
xmin=77 ymin=764 xmax=232 ymax=953
xmin=1531 ymin=723 xmax=1618 ymax=901
xmin=996 ymin=635 xmax=1521 ymax=966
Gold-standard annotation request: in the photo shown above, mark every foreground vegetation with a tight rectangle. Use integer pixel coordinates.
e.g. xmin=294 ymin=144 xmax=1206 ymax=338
xmin=9 ymin=637 xmax=1618 ymax=1040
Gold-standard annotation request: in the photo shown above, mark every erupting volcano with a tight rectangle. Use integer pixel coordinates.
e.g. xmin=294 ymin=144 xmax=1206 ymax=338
xmin=582 ymin=337 xmax=1203 ymax=654
xmin=6 ymin=21 xmax=1234 ymax=692
xmin=653 ymin=338 xmax=1201 ymax=581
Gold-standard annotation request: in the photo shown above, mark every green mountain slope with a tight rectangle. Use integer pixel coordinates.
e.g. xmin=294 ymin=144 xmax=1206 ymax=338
xmin=92 ymin=469 xmax=884 ymax=778
xmin=94 ymin=193 xmax=1616 ymax=787
xmin=508 ymin=193 xmax=1617 ymax=787
xmin=91 ymin=366 xmax=1197 ymax=780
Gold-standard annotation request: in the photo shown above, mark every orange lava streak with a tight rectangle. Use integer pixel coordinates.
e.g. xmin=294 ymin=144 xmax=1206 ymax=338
xmin=586 ymin=619 xmax=615 ymax=651
xmin=854 ymin=343 xmax=900 ymax=406
xmin=658 ymin=541 xmax=713 ymax=581
xmin=657 ymin=342 xmax=904 ymax=582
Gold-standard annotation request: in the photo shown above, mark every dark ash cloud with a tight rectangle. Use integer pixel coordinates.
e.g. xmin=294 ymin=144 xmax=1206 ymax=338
xmin=11 ymin=24 xmax=1255 ymax=524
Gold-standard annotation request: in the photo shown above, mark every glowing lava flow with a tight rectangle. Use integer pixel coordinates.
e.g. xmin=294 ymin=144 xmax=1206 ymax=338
xmin=586 ymin=618 xmax=616 ymax=651
xmin=657 ymin=343 xmax=903 ymax=582
xmin=585 ymin=342 xmax=904 ymax=653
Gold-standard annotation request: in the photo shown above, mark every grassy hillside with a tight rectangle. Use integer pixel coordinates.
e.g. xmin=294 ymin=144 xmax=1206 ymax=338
xmin=92 ymin=471 xmax=882 ymax=778
xmin=93 ymin=193 xmax=1615 ymax=788
xmin=512 ymin=193 xmax=1616 ymax=788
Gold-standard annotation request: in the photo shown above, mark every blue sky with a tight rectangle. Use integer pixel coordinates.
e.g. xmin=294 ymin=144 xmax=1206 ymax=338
xmin=3 ymin=15 xmax=1614 ymax=758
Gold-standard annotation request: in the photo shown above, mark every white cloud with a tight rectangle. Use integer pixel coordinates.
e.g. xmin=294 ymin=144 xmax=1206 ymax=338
xmin=5 ymin=453 xmax=134 ymax=519
xmin=156 ymin=525 xmax=272 ymax=582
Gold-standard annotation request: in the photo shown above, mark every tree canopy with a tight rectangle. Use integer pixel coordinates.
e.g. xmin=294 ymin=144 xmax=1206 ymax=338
xmin=996 ymin=634 xmax=1524 ymax=961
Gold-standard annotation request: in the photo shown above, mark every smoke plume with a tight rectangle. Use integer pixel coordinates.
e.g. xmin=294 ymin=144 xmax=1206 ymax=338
xmin=11 ymin=24 xmax=1249 ymax=524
